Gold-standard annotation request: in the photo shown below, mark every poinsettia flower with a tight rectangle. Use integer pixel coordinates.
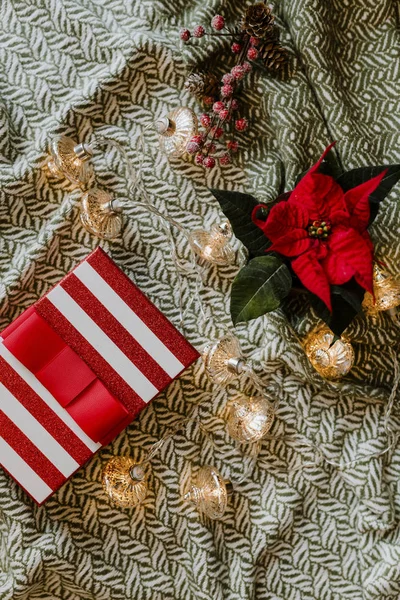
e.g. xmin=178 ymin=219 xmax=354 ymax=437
xmin=252 ymin=143 xmax=387 ymax=310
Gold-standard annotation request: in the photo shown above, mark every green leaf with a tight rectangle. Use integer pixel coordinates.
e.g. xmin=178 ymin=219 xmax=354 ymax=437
xmin=210 ymin=189 xmax=270 ymax=256
xmin=336 ymin=164 xmax=400 ymax=224
xmin=309 ymin=279 xmax=365 ymax=336
xmin=230 ymin=256 xmax=292 ymax=325
xmin=295 ymin=152 xmax=343 ymax=186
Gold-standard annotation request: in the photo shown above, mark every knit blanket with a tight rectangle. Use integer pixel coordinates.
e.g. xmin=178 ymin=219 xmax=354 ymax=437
xmin=0 ymin=1 xmax=399 ymax=599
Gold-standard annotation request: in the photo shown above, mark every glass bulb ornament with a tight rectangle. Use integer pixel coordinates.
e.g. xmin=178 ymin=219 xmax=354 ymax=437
xmin=102 ymin=457 xmax=148 ymax=508
xmin=155 ymin=107 xmax=198 ymax=158
xmin=202 ymin=334 xmax=246 ymax=386
xmin=304 ymin=324 xmax=354 ymax=380
xmin=189 ymin=221 xmax=236 ymax=266
xmin=183 ymin=465 xmax=228 ymax=520
xmin=80 ymin=188 xmax=123 ymax=239
xmin=47 ymin=136 xmax=94 ymax=185
xmin=362 ymin=264 xmax=400 ymax=316
xmin=226 ymin=395 xmax=275 ymax=443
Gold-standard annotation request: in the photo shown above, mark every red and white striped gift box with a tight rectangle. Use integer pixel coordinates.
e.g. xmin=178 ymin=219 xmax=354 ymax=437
xmin=0 ymin=248 xmax=199 ymax=504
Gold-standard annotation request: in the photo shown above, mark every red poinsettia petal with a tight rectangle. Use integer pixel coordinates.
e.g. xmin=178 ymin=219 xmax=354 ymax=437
xmin=344 ymin=169 xmax=387 ymax=232
xmin=325 ymin=228 xmax=374 ymax=292
xmin=268 ymin=230 xmax=314 ymax=257
xmin=289 ymin=144 xmax=348 ymax=221
xmin=292 ymin=251 xmax=332 ymax=311
xmin=253 ymin=200 xmax=309 ymax=243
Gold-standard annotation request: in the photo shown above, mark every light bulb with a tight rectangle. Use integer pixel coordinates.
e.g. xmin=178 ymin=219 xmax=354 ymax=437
xmin=363 ymin=264 xmax=400 ymax=315
xmin=80 ymin=188 xmax=123 ymax=239
xmin=202 ymin=334 xmax=245 ymax=385
xmin=304 ymin=324 xmax=354 ymax=380
xmin=155 ymin=107 xmax=198 ymax=157
xmin=189 ymin=221 xmax=235 ymax=266
xmin=47 ymin=136 xmax=93 ymax=185
xmin=102 ymin=456 xmax=148 ymax=508
xmin=226 ymin=395 xmax=275 ymax=443
xmin=183 ymin=465 xmax=228 ymax=520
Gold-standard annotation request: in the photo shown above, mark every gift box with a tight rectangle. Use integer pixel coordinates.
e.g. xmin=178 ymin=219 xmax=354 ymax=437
xmin=0 ymin=248 xmax=199 ymax=504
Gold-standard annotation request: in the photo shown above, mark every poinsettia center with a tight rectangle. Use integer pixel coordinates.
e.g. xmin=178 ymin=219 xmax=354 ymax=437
xmin=307 ymin=220 xmax=332 ymax=239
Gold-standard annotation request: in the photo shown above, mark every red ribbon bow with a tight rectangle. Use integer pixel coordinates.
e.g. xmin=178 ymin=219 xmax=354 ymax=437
xmin=2 ymin=307 xmax=129 ymax=443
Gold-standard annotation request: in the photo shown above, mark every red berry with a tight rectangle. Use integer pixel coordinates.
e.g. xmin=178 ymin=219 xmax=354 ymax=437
xmin=219 ymin=153 xmax=231 ymax=165
xmin=247 ymin=47 xmax=259 ymax=60
xmin=191 ymin=134 xmax=204 ymax=145
xmin=221 ymin=84 xmax=234 ymax=98
xmin=186 ymin=141 xmax=199 ymax=155
xmin=211 ymin=126 xmax=224 ymax=139
xmin=231 ymin=65 xmax=246 ymax=80
xmin=211 ymin=15 xmax=225 ymax=30
xmin=180 ymin=28 xmax=191 ymax=41
xmin=230 ymin=99 xmax=239 ymax=111
xmin=203 ymin=156 xmax=216 ymax=168
xmin=193 ymin=25 xmax=205 ymax=38
xmin=222 ymin=73 xmax=234 ymax=85
xmin=249 ymin=36 xmax=259 ymax=46
xmin=200 ymin=113 xmax=211 ymax=127
xmin=219 ymin=109 xmax=230 ymax=121
xmin=231 ymin=42 xmax=241 ymax=54
xmin=205 ymin=142 xmax=216 ymax=154
xmin=203 ymin=96 xmax=214 ymax=106
xmin=226 ymin=140 xmax=239 ymax=152
xmin=213 ymin=101 xmax=225 ymax=113
xmin=242 ymin=61 xmax=252 ymax=73
xmin=235 ymin=118 xmax=248 ymax=132
xmin=195 ymin=153 xmax=204 ymax=165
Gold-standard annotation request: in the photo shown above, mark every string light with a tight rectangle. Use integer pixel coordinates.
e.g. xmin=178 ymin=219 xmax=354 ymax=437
xmin=226 ymin=394 xmax=275 ymax=443
xmin=47 ymin=136 xmax=94 ymax=185
xmin=303 ymin=324 xmax=354 ymax=380
xmin=363 ymin=263 xmax=400 ymax=317
xmin=183 ymin=465 xmax=229 ymax=520
xmin=102 ymin=457 xmax=148 ymax=508
xmin=80 ymin=188 xmax=123 ymax=239
xmin=155 ymin=107 xmax=198 ymax=157
xmin=189 ymin=221 xmax=236 ymax=266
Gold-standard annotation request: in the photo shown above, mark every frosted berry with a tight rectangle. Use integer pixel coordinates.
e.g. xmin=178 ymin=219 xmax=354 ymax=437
xmin=219 ymin=109 xmax=230 ymax=121
xmin=193 ymin=25 xmax=205 ymax=38
xmin=211 ymin=126 xmax=224 ymax=139
xmin=213 ymin=101 xmax=225 ymax=113
xmin=180 ymin=28 xmax=191 ymax=41
xmin=221 ymin=84 xmax=234 ymax=98
xmin=211 ymin=15 xmax=225 ymax=30
xmin=247 ymin=47 xmax=259 ymax=60
xmin=243 ymin=61 xmax=252 ymax=73
xmin=231 ymin=42 xmax=242 ymax=54
xmin=203 ymin=96 xmax=214 ymax=106
xmin=231 ymin=65 xmax=246 ymax=80
xmin=186 ymin=141 xmax=200 ymax=155
xmin=230 ymin=99 xmax=239 ymax=111
xmin=191 ymin=134 xmax=204 ymax=146
xmin=203 ymin=156 xmax=216 ymax=168
xmin=249 ymin=36 xmax=260 ymax=46
xmin=200 ymin=113 xmax=211 ymax=127
xmin=227 ymin=140 xmax=239 ymax=152
xmin=235 ymin=118 xmax=248 ymax=132
xmin=195 ymin=153 xmax=204 ymax=165
xmin=219 ymin=153 xmax=231 ymax=165
xmin=222 ymin=73 xmax=234 ymax=85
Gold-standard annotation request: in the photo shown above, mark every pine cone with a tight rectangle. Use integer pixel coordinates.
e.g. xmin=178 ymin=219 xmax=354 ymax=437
xmin=184 ymin=72 xmax=218 ymax=99
xmin=241 ymin=3 xmax=274 ymax=38
xmin=260 ymin=37 xmax=289 ymax=73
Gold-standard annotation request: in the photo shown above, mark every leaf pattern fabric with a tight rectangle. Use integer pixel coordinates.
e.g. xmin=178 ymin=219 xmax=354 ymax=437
xmin=0 ymin=1 xmax=400 ymax=599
